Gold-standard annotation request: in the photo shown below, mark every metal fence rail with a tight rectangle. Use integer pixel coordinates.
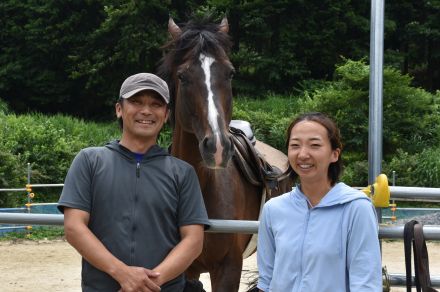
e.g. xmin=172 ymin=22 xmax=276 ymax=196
xmin=0 ymin=184 xmax=64 ymax=192
xmin=390 ymin=186 xmax=440 ymax=202
xmin=0 ymin=188 xmax=27 ymax=192
xmin=1 ymin=214 xmax=440 ymax=239
xmin=3 ymin=184 xmax=440 ymax=201
xmin=389 ymin=274 xmax=440 ymax=287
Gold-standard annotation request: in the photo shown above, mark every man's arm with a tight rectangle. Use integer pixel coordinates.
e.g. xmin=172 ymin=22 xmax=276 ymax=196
xmin=152 ymin=224 xmax=204 ymax=285
xmin=64 ymin=207 xmax=161 ymax=292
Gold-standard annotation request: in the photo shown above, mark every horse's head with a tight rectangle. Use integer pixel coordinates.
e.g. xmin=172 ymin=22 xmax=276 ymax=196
xmin=159 ymin=17 xmax=235 ymax=169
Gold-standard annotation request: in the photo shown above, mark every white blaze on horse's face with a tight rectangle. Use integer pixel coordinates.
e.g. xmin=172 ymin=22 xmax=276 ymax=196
xmin=199 ymin=53 xmax=224 ymax=167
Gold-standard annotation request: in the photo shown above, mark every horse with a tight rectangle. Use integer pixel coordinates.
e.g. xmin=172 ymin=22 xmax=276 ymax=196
xmin=158 ymin=17 xmax=292 ymax=292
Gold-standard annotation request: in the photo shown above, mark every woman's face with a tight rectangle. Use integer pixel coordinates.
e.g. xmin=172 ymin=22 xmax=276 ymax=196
xmin=287 ymin=120 xmax=340 ymax=185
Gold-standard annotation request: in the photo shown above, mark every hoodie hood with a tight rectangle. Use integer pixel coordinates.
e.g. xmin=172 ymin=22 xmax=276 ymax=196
xmin=294 ymin=182 xmax=371 ymax=208
xmin=292 ymin=182 xmax=376 ymax=265
xmin=104 ymin=140 xmax=169 ymax=162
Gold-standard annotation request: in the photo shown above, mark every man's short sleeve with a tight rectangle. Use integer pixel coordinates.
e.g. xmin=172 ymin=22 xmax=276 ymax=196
xmin=176 ymin=166 xmax=209 ymax=228
xmin=57 ymin=150 xmax=93 ymax=214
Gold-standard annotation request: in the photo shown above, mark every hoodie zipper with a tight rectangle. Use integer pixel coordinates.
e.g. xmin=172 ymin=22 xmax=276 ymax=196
xmin=298 ymin=206 xmax=311 ymax=291
xmin=131 ymin=160 xmax=140 ymax=264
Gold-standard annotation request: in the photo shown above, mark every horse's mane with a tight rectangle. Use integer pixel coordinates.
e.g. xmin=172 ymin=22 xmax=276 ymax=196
xmin=157 ymin=17 xmax=233 ymax=127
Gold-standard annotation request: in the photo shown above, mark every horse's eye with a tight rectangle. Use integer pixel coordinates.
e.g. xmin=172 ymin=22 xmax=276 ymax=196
xmin=177 ymin=72 xmax=187 ymax=84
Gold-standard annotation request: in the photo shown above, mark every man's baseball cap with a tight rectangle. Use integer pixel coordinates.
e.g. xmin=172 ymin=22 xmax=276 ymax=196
xmin=119 ymin=73 xmax=170 ymax=104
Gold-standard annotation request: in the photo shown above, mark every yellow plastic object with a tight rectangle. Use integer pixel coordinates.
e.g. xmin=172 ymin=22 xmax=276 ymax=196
xmin=29 ymin=192 xmax=35 ymax=199
xmin=361 ymin=174 xmax=390 ymax=207
xmin=26 ymin=226 xmax=33 ymax=230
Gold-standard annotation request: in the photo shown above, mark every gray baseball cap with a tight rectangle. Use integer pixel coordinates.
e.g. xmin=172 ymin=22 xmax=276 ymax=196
xmin=119 ymin=73 xmax=170 ymax=104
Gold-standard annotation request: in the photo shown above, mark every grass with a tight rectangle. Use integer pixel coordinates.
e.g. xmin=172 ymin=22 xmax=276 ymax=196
xmin=0 ymin=226 xmax=65 ymax=241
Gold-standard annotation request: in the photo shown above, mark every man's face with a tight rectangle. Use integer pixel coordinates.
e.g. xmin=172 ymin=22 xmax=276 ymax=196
xmin=115 ymin=90 xmax=169 ymax=144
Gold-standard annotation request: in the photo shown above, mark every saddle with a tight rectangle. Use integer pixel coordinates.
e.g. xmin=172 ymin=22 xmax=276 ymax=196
xmin=229 ymin=125 xmax=282 ymax=195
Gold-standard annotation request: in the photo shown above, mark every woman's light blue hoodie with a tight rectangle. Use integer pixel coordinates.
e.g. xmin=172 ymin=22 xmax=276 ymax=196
xmin=257 ymin=182 xmax=382 ymax=292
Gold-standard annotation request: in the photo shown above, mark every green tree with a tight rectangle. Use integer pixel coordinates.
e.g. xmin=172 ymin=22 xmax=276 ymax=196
xmin=209 ymin=0 xmax=370 ymax=94
xmin=69 ymin=1 xmax=170 ymax=119
xmin=385 ymin=0 xmax=440 ymax=91
xmin=306 ymin=59 xmax=440 ymax=156
xmin=0 ymin=0 xmax=104 ymax=115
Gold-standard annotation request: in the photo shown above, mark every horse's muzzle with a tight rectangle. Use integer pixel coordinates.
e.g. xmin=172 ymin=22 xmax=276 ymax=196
xmin=199 ymin=134 xmax=234 ymax=169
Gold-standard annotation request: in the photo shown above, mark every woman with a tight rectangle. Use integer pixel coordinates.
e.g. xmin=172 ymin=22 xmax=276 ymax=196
xmin=257 ymin=112 xmax=382 ymax=291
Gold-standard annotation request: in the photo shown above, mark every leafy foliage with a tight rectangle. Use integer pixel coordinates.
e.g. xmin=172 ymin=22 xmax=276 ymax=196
xmin=0 ymin=98 xmax=9 ymax=114
xmin=0 ymin=0 xmax=104 ymax=116
xmin=0 ymin=110 xmax=174 ymax=207
xmin=383 ymin=147 xmax=440 ymax=188
xmin=1 ymin=1 xmax=438 ymax=118
xmin=385 ymin=0 xmax=440 ymax=91
xmin=0 ymin=113 xmax=120 ymax=206
xmin=68 ymin=1 xmax=170 ymax=118
xmin=301 ymin=60 xmax=440 ymax=157
xmin=2 ymin=60 xmax=440 ymax=209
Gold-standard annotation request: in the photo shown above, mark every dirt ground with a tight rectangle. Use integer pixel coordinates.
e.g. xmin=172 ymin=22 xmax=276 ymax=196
xmin=0 ymin=239 xmax=439 ymax=292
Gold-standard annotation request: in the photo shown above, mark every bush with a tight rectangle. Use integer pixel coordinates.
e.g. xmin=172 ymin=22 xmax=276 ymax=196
xmin=300 ymin=59 xmax=440 ymax=157
xmin=0 ymin=141 xmax=24 ymax=207
xmin=381 ymin=147 xmax=440 ymax=188
xmin=233 ymin=93 xmax=306 ymax=151
xmin=0 ymin=113 xmax=121 ymax=206
xmin=383 ymin=149 xmax=421 ymax=187
xmin=415 ymin=148 xmax=440 ymax=187
xmin=0 ymin=98 xmax=9 ymax=114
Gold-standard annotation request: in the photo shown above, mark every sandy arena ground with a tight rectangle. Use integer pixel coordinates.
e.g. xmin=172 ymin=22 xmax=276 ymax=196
xmin=0 ymin=239 xmax=439 ymax=292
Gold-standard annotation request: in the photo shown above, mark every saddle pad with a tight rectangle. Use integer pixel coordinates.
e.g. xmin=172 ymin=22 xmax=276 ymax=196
xmin=254 ymin=140 xmax=288 ymax=172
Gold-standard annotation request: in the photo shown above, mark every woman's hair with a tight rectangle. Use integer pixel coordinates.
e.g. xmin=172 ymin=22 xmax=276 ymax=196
xmin=285 ymin=112 xmax=343 ymax=185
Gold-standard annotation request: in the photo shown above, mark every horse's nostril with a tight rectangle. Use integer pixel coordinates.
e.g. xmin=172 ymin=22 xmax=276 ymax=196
xmin=202 ymin=136 xmax=215 ymax=153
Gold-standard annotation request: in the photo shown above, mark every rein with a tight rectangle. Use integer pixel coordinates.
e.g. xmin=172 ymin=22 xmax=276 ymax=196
xmin=404 ymin=220 xmax=438 ymax=292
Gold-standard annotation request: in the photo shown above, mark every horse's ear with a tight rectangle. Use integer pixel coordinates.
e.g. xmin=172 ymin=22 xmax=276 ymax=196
xmin=219 ymin=17 xmax=229 ymax=33
xmin=168 ymin=18 xmax=182 ymax=40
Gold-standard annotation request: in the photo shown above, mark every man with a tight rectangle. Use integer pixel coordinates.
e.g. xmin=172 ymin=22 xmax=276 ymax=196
xmin=58 ymin=73 xmax=209 ymax=292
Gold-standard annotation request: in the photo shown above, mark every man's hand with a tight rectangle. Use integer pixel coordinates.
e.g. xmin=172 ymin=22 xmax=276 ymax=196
xmin=117 ymin=266 xmax=161 ymax=292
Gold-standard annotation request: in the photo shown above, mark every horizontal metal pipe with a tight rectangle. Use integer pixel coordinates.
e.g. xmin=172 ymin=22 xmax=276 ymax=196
xmin=0 ymin=213 xmax=63 ymax=225
xmin=390 ymin=186 xmax=440 ymax=202
xmin=388 ymin=273 xmax=440 ymax=287
xmin=379 ymin=225 xmax=440 ymax=240
xmin=1 ymin=214 xmax=440 ymax=240
xmin=0 ymin=188 xmax=27 ymax=192
xmin=0 ymin=207 xmax=26 ymax=211
xmin=395 ymin=207 xmax=440 ymax=211
xmin=27 ymin=202 xmax=58 ymax=206
xmin=206 ymin=219 xmax=259 ymax=234
xmin=27 ymin=184 xmax=64 ymax=188
xmin=0 ymin=226 xmax=28 ymax=230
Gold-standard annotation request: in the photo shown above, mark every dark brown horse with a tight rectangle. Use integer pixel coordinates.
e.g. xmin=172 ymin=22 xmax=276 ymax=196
xmin=158 ymin=17 xmax=291 ymax=292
